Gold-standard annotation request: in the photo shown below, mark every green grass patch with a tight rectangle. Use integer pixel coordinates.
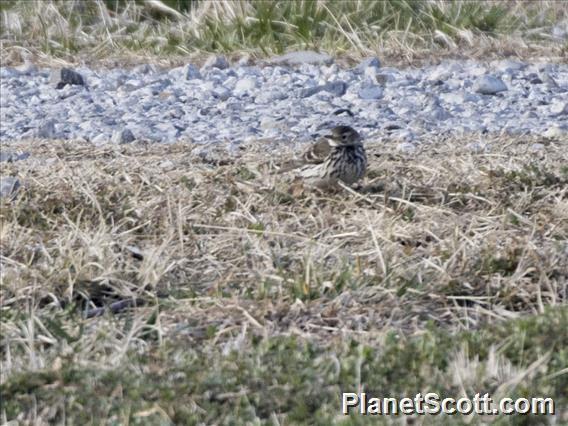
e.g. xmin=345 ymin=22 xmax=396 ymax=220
xmin=1 ymin=0 xmax=565 ymax=64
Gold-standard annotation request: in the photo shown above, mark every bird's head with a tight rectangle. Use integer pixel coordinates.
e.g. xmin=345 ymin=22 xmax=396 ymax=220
xmin=328 ymin=125 xmax=362 ymax=146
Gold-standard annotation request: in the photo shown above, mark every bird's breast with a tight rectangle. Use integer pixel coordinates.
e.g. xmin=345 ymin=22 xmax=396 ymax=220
xmin=326 ymin=145 xmax=366 ymax=184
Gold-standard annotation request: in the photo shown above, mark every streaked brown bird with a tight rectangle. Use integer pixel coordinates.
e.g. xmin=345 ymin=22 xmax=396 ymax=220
xmin=280 ymin=125 xmax=367 ymax=189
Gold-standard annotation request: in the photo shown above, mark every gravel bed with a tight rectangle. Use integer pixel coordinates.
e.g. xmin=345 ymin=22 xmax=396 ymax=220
xmin=1 ymin=52 xmax=566 ymax=152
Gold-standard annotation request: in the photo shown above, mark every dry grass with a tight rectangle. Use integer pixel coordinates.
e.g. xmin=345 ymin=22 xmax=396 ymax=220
xmin=1 ymin=133 xmax=567 ymax=423
xmin=1 ymin=0 xmax=566 ymax=68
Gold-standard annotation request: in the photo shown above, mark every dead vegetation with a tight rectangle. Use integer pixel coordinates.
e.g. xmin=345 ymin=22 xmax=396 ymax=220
xmin=1 ymin=133 xmax=567 ymax=422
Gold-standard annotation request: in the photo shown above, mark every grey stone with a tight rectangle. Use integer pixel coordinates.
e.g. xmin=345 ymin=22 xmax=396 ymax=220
xmin=300 ymin=81 xmax=346 ymax=98
xmin=112 ymin=129 xmax=136 ymax=144
xmin=211 ymin=87 xmax=231 ymax=101
xmin=358 ymin=85 xmax=383 ymax=100
xmin=541 ymin=73 xmax=558 ymax=88
xmin=0 ymin=176 xmax=20 ymax=198
xmin=202 ymin=55 xmax=229 ymax=70
xmin=50 ymin=67 xmax=85 ymax=89
xmin=0 ymin=57 xmax=567 ymax=151
xmin=0 ymin=67 xmax=19 ymax=79
xmin=427 ymin=105 xmax=451 ymax=121
xmin=133 ymin=64 xmax=156 ymax=74
xmin=271 ymin=50 xmax=333 ymax=66
xmin=355 ymin=57 xmax=381 ymax=72
xmin=373 ymin=73 xmax=394 ymax=86
xmin=184 ymin=64 xmax=202 ymax=80
xmin=473 ymin=75 xmax=507 ymax=95
xmin=299 ymin=85 xmax=323 ymax=98
xmin=322 ymin=81 xmax=347 ymax=96
xmin=37 ymin=119 xmax=57 ymax=139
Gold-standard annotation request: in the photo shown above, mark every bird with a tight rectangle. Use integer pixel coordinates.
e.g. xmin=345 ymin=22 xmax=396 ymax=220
xmin=279 ymin=125 xmax=367 ymax=189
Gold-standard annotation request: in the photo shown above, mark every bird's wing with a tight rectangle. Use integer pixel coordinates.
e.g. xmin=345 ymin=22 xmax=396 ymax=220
xmin=302 ymin=137 xmax=332 ymax=164
xmin=277 ymin=137 xmax=331 ymax=173
xmin=297 ymin=163 xmax=325 ymax=179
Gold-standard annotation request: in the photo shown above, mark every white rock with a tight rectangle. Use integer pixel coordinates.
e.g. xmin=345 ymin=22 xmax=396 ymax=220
xmin=543 ymin=126 xmax=567 ymax=139
xmin=234 ymin=77 xmax=257 ymax=94
xmin=473 ymin=75 xmax=507 ymax=95
xmin=550 ymin=101 xmax=567 ymax=116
